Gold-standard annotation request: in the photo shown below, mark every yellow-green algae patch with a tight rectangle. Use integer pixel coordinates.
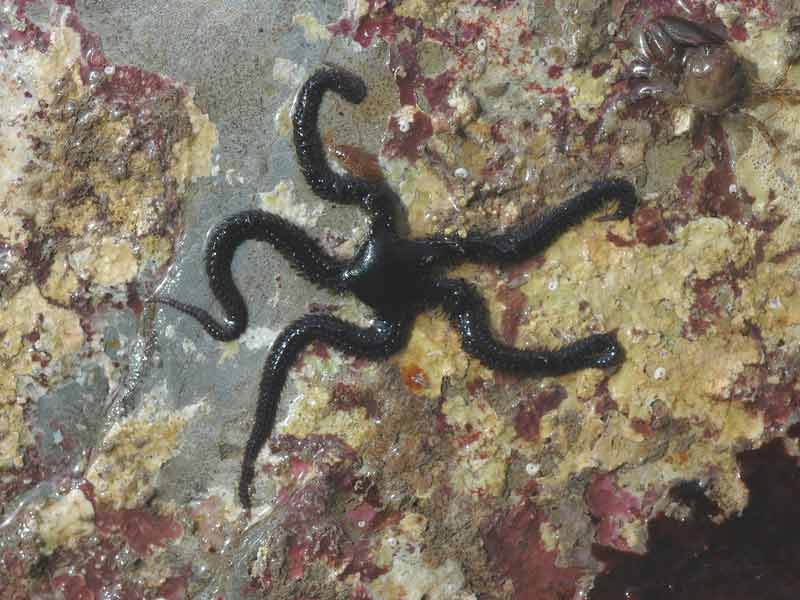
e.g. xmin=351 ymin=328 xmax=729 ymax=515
xmin=292 ymin=13 xmax=332 ymax=43
xmin=393 ymin=313 xmax=472 ymax=399
xmin=41 ymin=252 xmax=80 ymax=304
xmin=567 ymin=68 xmax=612 ymax=121
xmin=35 ymin=488 xmax=95 ymax=554
xmin=515 ymin=216 xmax=753 ymax=355
xmin=0 ymin=284 xmax=84 ymax=399
xmin=86 ymin=409 xmax=188 ymax=509
xmin=394 ymin=161 xmax=457 ymax=237
xmin=71 ymin=237 xmax=139 ymax=286
xmin=441 ymin=394 xmax=516 ymax=496
xmin=278 ymin=376 xmax=377 ymax=449
xmin=169 ymin=93 xmax=219 ymax=187
xmin=730 ymin=22 xmax=794 ymax=87
xmin=497 ymin=214 xmax=765 ymax=511
xmin=0 ymin=403 xmax=33 ymax=469
xmin=393 ymin=0 xmax=459 ymax=23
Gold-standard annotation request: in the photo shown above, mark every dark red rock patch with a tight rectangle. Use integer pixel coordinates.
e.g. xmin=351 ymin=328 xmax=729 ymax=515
xmin=513 ymin=386 xmax=567 ymax=442
xmin=590 ymin=439 xmax=800 ymax=599
xmin=482 ymin=499 xmax=582 ymax=600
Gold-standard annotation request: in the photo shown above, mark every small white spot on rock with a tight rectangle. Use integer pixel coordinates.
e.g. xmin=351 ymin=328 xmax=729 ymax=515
xmin=525 ymin=463 xmax=540 ymax=477
xmin=653 ymin=367 xmax=666 ymax=380
xmin=454 ymin=167 xmax=469 ymax=179
xmin=394 ymin=105 xmax=417 ymax=134
xmin=547 ymin=279 xmax=558 ymax=291
xmin=767 ymin=297 xmax=782 ymax=310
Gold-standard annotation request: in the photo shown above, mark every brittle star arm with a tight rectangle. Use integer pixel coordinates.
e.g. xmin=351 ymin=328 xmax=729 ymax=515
xmin=239 ymin=314 xmax=412 ymax=509
xmin=293 ymin=67 xmax=382 ymax=208
xmin=153 ymin=210 xmax=348 ymax=341
xmin=428 ymin=178 xmax=638 ymax=266
xmin=428 ymin=278 xmax=623 ymax=375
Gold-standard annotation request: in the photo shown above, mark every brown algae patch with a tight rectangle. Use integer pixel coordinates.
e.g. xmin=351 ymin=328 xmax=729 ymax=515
xmin=0 ymin=3 xmax=216 ymax=500
xmin=368 ymin=512 xmax=474 ymax=600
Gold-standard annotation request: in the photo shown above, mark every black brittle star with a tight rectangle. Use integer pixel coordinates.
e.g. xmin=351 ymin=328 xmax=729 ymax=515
xmin=153 ymin=67 xmax=638 ymax=510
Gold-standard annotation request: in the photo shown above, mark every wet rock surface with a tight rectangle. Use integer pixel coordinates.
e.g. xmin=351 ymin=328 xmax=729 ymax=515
xmin=2 ymin=0 xmax=800 ymax=598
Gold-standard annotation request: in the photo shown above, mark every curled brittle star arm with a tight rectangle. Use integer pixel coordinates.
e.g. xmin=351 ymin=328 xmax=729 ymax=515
xmin=153 ymin=210 xmax=349 ymax=341
xmin=293 ymin=67 xmax=382 ymax=209
xmin=239 ymin=314 xmax=411 ymax=509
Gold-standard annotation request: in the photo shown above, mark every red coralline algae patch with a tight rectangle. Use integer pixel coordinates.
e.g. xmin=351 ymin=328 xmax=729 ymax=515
xmin=0 ymin=442 xmax=45 ymax=507
xmin=634 ymin=207 xmax=669 ymax=246
xmin=353 ymin=12 xmax=398 ymax=49
xmin=0 ymin=0 xmax=51 ymax=50
xmin=700 ymin=166 xmax=748 ymax=221
xmin=4 ymin=483 xmax=189 ymax=600
xmin=513 ymin=386 xmax=567 ymax=442
xmin=592 ymin=62 xmax=612 ymax=78
xmin=587 ymin=378 xmax=619 ymax=415
xmin=547 ymin=65 xmax=564 ymax=79
xmin=5 ymin=516 xmax=183 ymax=600
xmin=590 ymin=439 xmax=800 ymax=600
xmin=39 ymin=510 xmax=186 ymax=600
xmin=69 ymin=15 xmax=177 ymax=107
xmin=80 ymin=482 xmax=183 ymax=552
xmin=497 ymin=280 xmax=529 ymax=344
xmin=390 ymin=40 xmax=422 ymax=106
xmin=94 ymin=506 xmax=184 ymax=556
xmin=729 ymin=23 xmax=749 ymax=41
xmin=731 ymin=339 xmax=800 ymax=432
xmin=156 ymin=573 xmax=189 ymax=600
xmin=422 ymin=70 xmax=456 ymax=112
xmin=482 ymin=499 xmax=582 ymax=600
xmin=49 ymin=539 xmax=147 ymax=600
xmin=686 ymin=120 xmax=758 ymax=223
xmin=383 ymin=110 xmax=434 ymax=161
xmin=0 ymin=551 xmax=37 ymax=600
xmin=686 ymin=273 xmax=731 ymax=336
xmin=586 ymin=473 xmax=643 ymax=551
xmin=749 ymin=377 xmax=798 ymax=431
xmin=253 ymin=435 xmax=392 ymax=594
